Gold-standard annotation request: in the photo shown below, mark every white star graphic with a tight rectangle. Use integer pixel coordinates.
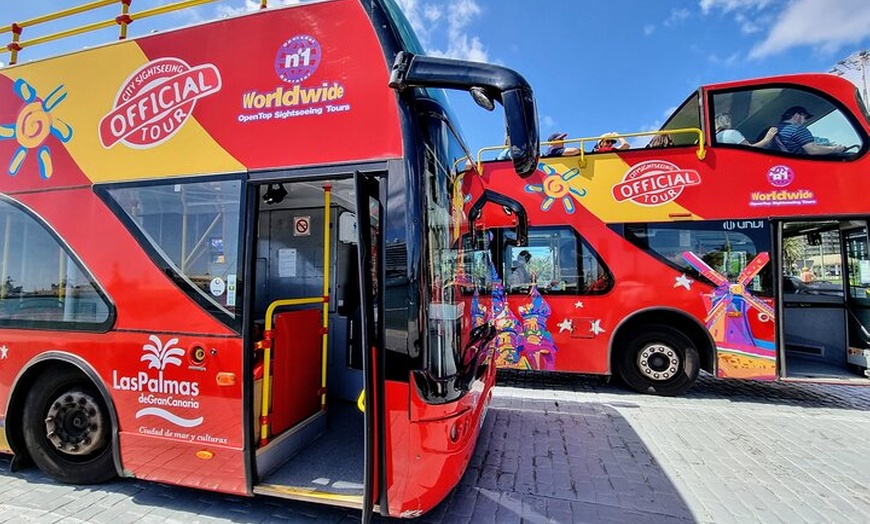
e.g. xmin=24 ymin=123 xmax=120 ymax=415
xmin=557 ymin=318 xmax=573 ymax=333
xmin=0 ymin=345 xmax=7 ymax=359
xmin=574 ymin=301 xmax=584 ymax=309
xmin=590 ymin=320 xmax=605 ymax=335
xmin=674 ymin=273 xmax=693 ymax=290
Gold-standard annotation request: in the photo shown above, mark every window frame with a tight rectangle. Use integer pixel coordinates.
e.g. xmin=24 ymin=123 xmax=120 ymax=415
xmin=707 ymin=82 xmax=868 ymax=160
xmin=621 ymin=221 xmax=773 ymax=297
xmin=0 ymin=195 xmax=115 ymax=332
xmin=460 ymin=226 xmax=612 ymax=297
xmin=95 ymin=174 xmax=246 ymax=333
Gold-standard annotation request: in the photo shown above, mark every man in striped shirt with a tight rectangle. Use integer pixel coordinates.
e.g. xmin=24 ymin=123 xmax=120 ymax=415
xmin=776 ymin=106 xmax=846 ymax=155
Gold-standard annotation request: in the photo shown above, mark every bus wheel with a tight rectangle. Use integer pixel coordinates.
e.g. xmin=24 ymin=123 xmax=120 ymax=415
xmin=22 ymin=368 xmax=116 ymax=484
xmin=617 ymin=325 xmax=699 ymax=396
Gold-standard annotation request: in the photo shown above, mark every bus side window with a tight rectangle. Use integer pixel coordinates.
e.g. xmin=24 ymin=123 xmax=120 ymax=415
xmin=0 ymin=199 xmax=111 ymax=329
xmin=504 ymin=227 xmax=611 ymax=295
xmin=710 ymin=86 xmax=863 ymax=157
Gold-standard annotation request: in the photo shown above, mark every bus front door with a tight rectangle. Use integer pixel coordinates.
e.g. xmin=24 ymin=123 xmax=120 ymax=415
xmin=353 ymin=171 xmax=385 ymax=522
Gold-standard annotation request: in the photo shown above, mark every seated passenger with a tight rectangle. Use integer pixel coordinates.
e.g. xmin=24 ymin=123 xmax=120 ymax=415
xmin=715 ymin=112 xmax=778 ymax=148
xmin=776 ymin=106 xmax=846 ymax=155
xmin=593 ymin=132 xmax=630 ymax=152
xmin=646 ymin=133 xmax=674 ymax=148
xmin=508 ymin=250 xmax=532 ymax=287
xmin=544 ymin=132 xmax=580 ymax=156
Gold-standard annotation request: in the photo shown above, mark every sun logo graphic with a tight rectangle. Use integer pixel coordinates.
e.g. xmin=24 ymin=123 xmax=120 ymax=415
xmin=524 ymin=163 xmax=587 ymax=213
xmin=112 ymin=335 xmax=203 ymax=428
xmin=0 ymin=79 xmax=72 ymax=179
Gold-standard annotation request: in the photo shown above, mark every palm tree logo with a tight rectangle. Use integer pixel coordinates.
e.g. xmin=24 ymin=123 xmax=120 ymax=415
xmin=0 ymin=79 xmax=72 ymax=179
xmin=141 ymin=335 xmax=185 ymax=370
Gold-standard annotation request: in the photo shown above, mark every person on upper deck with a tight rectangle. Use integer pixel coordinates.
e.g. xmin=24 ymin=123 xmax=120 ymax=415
xmin=593 ymin=132 xmax=630 ymax=152
xmin=775 ymin=106 xmax=846 ymax=155
xmin=544 ymin=132 xmax=580 ymax=156
xmin=646 ymin=133 xmax=674 ymax=148
xmin=715 ymin=113 xmax=778 ymax=148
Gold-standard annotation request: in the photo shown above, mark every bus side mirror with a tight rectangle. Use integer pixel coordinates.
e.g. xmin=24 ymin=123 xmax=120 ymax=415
xmin=389 ymin=51 xmax=540 ymax=178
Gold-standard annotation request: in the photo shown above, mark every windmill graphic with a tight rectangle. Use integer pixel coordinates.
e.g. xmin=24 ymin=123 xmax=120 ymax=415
xmin=681 ymin=251 xmax=775 ymax=364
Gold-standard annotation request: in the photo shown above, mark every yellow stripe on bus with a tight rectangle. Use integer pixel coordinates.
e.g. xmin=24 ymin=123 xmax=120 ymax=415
xmin=0 ymin=41 xmax=245 ymax=183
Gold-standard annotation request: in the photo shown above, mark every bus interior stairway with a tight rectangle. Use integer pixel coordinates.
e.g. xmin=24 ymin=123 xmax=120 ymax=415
xmin=255 ymin=400 xmax=364 ymax=499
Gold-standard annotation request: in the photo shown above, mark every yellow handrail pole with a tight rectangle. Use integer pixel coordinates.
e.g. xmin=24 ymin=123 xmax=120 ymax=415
xmin=18 ymin=19 xmax=117 ymax=50
xmin=258 ymin=340 xmax=272 ymax=444
xmin=1 ymin=0 xmax=222 ymax=63
xmin=320 ymin=185 xmax=332 ymax=410
xmin=258 ymin=296 xmax=325 ymax=444
xmin=476 ymin=145 xmax=505 ymax=172
xmin=129 ymin=0 xmax=221 ymax=21
xmin=118 ymin=0 xmax=132 ymax=40
xmin=1 ymin=0 xmax=117 ymax=31
xmin=475 ymin=127 xmax=707 ymax=170
xmin=260 ymin=0 xmax=270 ymax=9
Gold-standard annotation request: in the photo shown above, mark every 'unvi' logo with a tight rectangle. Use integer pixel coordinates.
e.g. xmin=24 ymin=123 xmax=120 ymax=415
xmin=99 ymin=57 xmax=221 ymax=149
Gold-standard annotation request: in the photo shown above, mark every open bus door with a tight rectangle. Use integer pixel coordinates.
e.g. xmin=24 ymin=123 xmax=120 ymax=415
xmin=353 ymin=171 xmax=385 ymax=522
xmin=779 ymin=220 xmax=870 ymax=382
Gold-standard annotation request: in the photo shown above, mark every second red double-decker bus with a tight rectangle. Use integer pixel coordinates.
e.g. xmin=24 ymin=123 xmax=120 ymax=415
xmin=0 ymin=0 xmax=539 ymax=520
xmin=467 ymin=72 xmax=869 ymax=395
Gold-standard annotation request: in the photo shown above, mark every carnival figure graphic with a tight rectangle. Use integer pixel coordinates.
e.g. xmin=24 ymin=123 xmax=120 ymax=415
xmin=518 ymin=284 xmax=557 ymax=370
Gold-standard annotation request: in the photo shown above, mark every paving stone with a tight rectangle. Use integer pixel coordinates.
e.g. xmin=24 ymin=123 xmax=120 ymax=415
xmin=2 ymin=374 xmax=869 ymax=523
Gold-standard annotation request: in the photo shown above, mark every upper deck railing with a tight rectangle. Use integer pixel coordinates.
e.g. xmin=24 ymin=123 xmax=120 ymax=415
xmin=0 ymin=0 xmax=270 ymax=66
xmin=477 ymin=128 xmax=706 ymax=171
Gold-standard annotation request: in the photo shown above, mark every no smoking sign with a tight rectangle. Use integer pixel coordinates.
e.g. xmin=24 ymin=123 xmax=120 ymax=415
xmin=293 ymin=216 xmax=311 ymax=236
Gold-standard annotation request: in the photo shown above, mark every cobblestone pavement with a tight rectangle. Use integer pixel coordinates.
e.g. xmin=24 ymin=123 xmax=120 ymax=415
xmin=1 ymin=373 xmax=868 ymax=524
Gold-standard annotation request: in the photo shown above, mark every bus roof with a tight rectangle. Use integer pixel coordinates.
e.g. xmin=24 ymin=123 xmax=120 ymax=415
xmin=0 ymin=0 xmax=402 ymax=192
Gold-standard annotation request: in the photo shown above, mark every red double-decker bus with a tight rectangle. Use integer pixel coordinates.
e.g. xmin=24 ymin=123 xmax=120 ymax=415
xmin=467 ymin=72 xmax=869 ymax=395
xmin=0 ymin=0 xmax=540 ymax=519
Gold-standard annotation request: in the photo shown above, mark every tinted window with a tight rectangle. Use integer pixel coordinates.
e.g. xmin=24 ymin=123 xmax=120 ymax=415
xmin=624 ymin=221 xmax=772 ymax=296
xmin=710 ymin=86 xmax=863 ymax=156
xmin=421 ymin=108 xmax=475 ymax=378
xmin=105 ymin=179 xmax=242 ymax=321
xmin=0 ymin=199 xmax=111 ymax=329
xmin=662 ymin=92 xmax=702 ymax=146
xmin=502 ymin=227 xmax=612 ymax=295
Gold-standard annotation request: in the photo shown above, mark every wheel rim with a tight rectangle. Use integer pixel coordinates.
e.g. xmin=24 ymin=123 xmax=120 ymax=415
xmin=44 ymin=389 xmax=108 ymax=456
xmin=636 ymin=343 xmax=681 ymax=382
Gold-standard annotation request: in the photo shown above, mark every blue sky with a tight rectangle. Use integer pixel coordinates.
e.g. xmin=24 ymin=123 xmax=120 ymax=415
xmin=2 ymin=0 xmax=869 ymax=153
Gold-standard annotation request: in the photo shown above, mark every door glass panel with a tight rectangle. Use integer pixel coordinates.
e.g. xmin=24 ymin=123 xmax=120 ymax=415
xmin=782 ymin=221 xmax=844 ymax=298
xmin=845 ymin=224 xmax=870 ymax=299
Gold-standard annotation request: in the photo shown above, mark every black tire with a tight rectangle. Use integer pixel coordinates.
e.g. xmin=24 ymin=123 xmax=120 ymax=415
xmin=22 ymin=368 xmax=116 ymax=484
xmin=616 ymin=324 xmax=700 ymax=396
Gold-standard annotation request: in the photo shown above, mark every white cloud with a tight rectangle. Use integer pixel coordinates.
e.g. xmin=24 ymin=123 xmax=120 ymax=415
xmin=701 ymin=0 xmax=870 ymax=59
xmin=395 ymin=0 xmax=488 ymax=62
xmin=664 ymin=8 xmax=690 ymax=27
xmin=540 ymin=115 xmax=556 ymax=130
xmin=699 ymin=0 xmax=773 ymax=14
xmin=707 ymin=52 xmax=742 ymax=66
xmin=216 ymin=0 xmax=300 ymax=18
xmin=643 ymin=24 xmax=656 ymax=36
xmin=749 ymin=0 xmax=870 ymax=58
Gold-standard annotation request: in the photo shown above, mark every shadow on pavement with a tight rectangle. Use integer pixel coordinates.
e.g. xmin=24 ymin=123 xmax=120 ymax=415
xmin=1 ymin=396 xmax=695 ymax=524
xmin=413 ymin=397 xmax=695 ymax=524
